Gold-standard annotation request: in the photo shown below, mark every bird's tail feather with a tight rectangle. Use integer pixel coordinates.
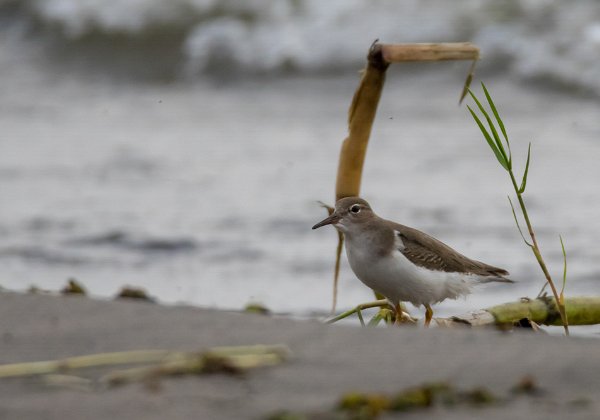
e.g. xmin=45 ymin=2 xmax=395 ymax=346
xmin=478 ymin=276 xmax=515 ymax=284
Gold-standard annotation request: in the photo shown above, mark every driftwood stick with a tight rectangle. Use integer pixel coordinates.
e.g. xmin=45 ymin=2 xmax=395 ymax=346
xmin=447 ymin=296 xmax=600 ymax=327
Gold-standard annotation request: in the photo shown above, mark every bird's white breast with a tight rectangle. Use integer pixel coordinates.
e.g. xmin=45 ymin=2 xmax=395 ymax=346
xmin=345 ymin=234 xmax=473 ymax=307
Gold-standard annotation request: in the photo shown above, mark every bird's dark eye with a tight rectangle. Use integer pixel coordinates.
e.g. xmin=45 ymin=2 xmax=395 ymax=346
xmin=350 ymin=204 xmax=361 ymax=214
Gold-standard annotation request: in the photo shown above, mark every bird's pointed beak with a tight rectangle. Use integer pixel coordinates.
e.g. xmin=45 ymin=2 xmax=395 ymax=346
xmin=312 ymin=213 xmax=341 ymax=230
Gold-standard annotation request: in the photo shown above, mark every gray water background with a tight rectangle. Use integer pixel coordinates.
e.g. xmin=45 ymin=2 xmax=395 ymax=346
xmin=1 ymin=1 xmax=599 ymax=334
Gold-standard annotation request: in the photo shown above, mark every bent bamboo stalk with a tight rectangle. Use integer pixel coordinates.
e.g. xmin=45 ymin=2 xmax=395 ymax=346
xmin=335 ymin=42 xmax=479 ymax=201
xmin=335 ymin=43 xmax=389 ymax=200
xmin=329 ymin=42 xmax=480 ymax=313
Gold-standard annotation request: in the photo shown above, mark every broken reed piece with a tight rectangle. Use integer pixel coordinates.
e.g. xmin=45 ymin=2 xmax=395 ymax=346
xmin=380 ymin=42 xmax=479 ymax=63
xmin=329 ymin=41 xmax=480 ymax=313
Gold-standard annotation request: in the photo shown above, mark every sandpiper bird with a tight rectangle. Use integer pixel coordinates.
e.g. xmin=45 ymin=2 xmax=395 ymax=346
xmin=312 ymin=197 xmax=513 ymax=326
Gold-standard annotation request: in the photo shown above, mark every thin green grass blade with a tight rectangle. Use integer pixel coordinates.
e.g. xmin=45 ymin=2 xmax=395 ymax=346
xmin=482 ymin=83 xmax=509 ymax=143
xmin=481 ymin=82 xmax=512 ymax=167
xmin=482 ymin=83 xmax=512 ymax=165
xmin=367 ymin=313 xmax=383 ymax=327
xmin=459 ymin=73 xmax=473 ymax=105
xmin=467 ymin=105 xmax=509 ymax=170
xmin=356 ymin=308 xmax=365 ymax=327
xmin=519 ymin=143 xmax=532 ymax=193
xmin=488 ymin=121 xmax=508 ymax=168
xmin=560 ymin=235 xmax=567 ymax=297
xmin=468 ymin=90 xmax=510 ymax=169
xmin=536 ymin=282 xmax=548 ymax=298
xmin=508 ymin=195 xmax=533 ymax=247
xmin=459 ymin=59 xmax=478 ymax=104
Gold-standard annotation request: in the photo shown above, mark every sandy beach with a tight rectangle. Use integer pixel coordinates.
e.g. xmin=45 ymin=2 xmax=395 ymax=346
xmin=1 ymin=292 xmax=599 ymax=419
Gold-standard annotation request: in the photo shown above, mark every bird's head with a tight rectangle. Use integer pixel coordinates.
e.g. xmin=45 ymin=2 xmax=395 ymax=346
xmin=312 ymin=197 xmax=374 ymax=233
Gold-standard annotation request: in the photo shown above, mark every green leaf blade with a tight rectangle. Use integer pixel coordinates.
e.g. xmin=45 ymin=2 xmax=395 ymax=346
xmin=468 ymin=90 xmax=510 ymax=169
xmin=482 ymin=83 xmax=512 ymax=166
xmin=467 ymin=104 xmax=509 ymax=171
xmin=481 ymin=82 xmax=509 ymax=143
xmin=519 ymin=143 xmax=532 ymax=193
xmin=560 ymin=235 xmax=567 ymax=297
xmin=487 ymin=115 xmax=510 ymax=170
xmin=508 ymin=195 xmax=533 ymax=247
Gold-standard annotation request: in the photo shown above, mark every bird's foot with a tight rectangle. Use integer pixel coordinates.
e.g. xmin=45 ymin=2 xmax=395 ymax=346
xmin=395 ymin=311 xmax=418 ymax=325
xmin=393 ymin=303 xmax=418 ymax=326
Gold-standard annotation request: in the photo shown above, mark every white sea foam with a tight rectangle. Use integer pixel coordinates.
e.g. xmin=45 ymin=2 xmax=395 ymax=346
xmin=0 ymin=0 xmax=595 ymax=92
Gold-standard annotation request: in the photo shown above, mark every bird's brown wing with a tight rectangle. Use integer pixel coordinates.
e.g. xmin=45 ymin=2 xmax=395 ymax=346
xmin=392 ymin=222 xmax=510 ymax=278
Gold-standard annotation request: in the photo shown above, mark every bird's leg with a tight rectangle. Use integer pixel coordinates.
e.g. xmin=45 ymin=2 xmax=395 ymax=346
xmin=393 ymin=302 xmax=418 ymax=326
xmin=394 ymin=303 xmax=402 ymax=325
xmin=424 ymin=304 xmax=434 ymax=327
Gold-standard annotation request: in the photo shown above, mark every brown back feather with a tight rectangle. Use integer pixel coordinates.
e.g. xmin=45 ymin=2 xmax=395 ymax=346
xmin=390 ymin=222 xmax=510 ymax=278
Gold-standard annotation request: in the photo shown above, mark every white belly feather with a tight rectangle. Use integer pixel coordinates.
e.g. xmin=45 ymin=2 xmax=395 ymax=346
xmin=345 ymin=241 xmax=474 ymax=307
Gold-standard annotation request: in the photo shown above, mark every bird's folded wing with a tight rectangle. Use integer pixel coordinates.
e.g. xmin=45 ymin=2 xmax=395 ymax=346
xmin=394 ymin=224 xmax=509 ymax=277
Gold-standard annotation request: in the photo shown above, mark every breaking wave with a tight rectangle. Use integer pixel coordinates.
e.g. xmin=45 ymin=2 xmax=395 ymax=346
xmin=1 ymin=0 xmax=600 ymax=92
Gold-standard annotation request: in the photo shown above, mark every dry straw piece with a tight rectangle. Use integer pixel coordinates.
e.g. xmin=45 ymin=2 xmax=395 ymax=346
xmin=0 ymin=345 xmax=291 ymax=388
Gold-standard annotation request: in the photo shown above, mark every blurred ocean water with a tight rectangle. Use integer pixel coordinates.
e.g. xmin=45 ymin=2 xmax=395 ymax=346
xmin=0 ymin=1 xmax=599 ymax=334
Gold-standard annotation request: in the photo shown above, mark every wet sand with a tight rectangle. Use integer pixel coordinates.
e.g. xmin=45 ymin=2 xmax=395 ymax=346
xmin=0 ymin=292 xmax=598 ymax=419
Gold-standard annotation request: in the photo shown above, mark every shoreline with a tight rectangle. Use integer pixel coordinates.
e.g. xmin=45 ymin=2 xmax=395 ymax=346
xmin=1 ymin=291 xmax=599 ymax=419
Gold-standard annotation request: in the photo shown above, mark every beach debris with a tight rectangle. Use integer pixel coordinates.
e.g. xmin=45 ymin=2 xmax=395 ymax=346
xmin=514 ymin=318 xmax=546 ymax=333
xmin=244 ymin=302 xmax=271 ymax=315
xmin=267 ymin=378 xmax=550 ymax=419
xmin=568 ymin=397 xmax=592 ymax=408
xmin=41 ymin=374 xmax=94 ymax=392
xmin=61 ymin=279 xmax=87 ymax=295
xmin=115 ymin=286 xmax=154 ymax=302
xmin=27 ymin=285 xmax=48 ymax=294
xmin=447 ymin=296 xmax=600 ymax=328
xmin=338 ymin=382 xmax=497 ymax=418
xmin=0 ymin=344 xmax=291 ymax=389
xmin=331 ymin=295 xmax=600 ymax=329
xmin=339 ymin=392 xmax=391 ymax=418
xmin=511 ymin=375 xmax=543 ymax=396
